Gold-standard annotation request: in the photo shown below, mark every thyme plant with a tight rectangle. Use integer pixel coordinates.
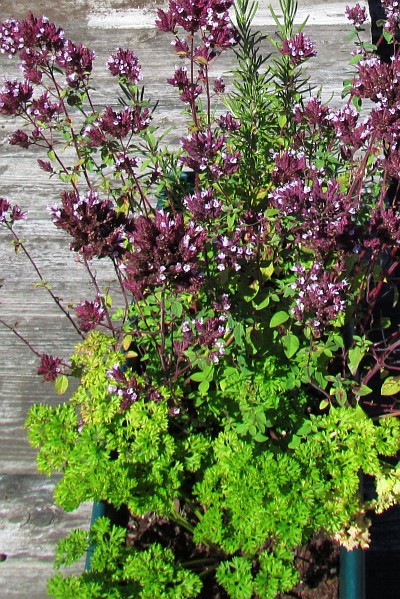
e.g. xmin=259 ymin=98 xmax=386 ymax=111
xmin=2 ymin=0 xmax=400 ymax=597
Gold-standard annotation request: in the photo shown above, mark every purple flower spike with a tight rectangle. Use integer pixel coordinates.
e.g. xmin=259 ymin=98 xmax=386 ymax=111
xmin=8 ymin=130 xmax=30 ymax=149
xmin=291 ymin=262 xmax=348 ymax=332
xmin=280 ymin=32 xmax=316 ymax=66
xmin=345 ymin=4 xmax=367 ymax=27
xmin=124 ymin=210 xmax=206 ymax=297
xmin=0 ymin=79 xmax=33 ymax=116
xmin=0 ymin=198 xmax=11 ymax=221
xmin=107 ymin=48 xmax=142 ymax=84
xmin=38 ymin=354 xmax=62 ymax=381
xmin=0 ymin=198 xmax=26 ymax=223
xmin=75 ymin=296 xmax=105 ymax=332
xmin=51 ymin=190 xmax=133 ymax=260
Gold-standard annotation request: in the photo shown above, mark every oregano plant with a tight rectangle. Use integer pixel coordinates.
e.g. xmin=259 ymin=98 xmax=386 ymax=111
xmin=2 ymin=0 xmax=400 ymax=597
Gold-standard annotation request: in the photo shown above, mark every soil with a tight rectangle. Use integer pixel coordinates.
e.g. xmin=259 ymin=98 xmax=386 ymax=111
xmin=281 ymin=535 xmax=339 ymax=599
xmin=124 ymin=510 xmax=339 ymax=599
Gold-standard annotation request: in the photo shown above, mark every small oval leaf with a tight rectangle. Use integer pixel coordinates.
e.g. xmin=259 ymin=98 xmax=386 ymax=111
xmin=54 ymin=375 xmax=69 ymax=395
xmin=283 ymin=333 xmax=299 ymax=358
xmin=270 ymin=311 xmax=289 ymax=328
xmin=381 ymin=376 xmax=400 ymax=396
xmin=319 ymin=399 xmax=329 ymax=411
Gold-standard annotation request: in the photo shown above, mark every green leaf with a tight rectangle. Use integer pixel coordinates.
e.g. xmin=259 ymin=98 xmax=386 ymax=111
xmin=335 ymin=388 xmax=347 ymax=406
xmin=170 ymin=301 xmax=183 ymax=317
xmin=191 ymin=371 xmax=207 ymax=382
xmin=380 ymin=316 xmax=391 ymax=330
xmin=381 ymin=376 xmax=400 ymax=396
xmin=259 ymin=262 xmax=274 ymax=281
xmin=198 ymin=380 xmax=210 ymax=395
xmin=348 ymin=346 xmax=364 ymax=376
xmin=121 ymin=335 xmax=133 ymax=351
xmin=278 ymin=114 xmax=287 ymax=128
xmin=248 ymin=424 xmax=257 ymax=436
xmin=233 ymin=322 xmax=245 ymax=346
xmin=241 ymin=280 xmax=259 ymax=302
xmin=253 ymin=291 xmax=270 ymax=311
xmin=54 ymin=375 xmax=69 ymax=395
xmin=253 ymin=432 xmax=268 ymax=442
xmin=288 ymin=435 xmax=301 ymax=449
xmin=270 ymin=311 xmax=289 ymax=328
xmin=349 ymin=53 xmax=364 ymax=65
xmin=352 ymin=385 xmax=372 ymax=397
xmin=319 ymin=399 xmax=329 ymax=411
xmin=283 ymin=333 xmax=299 ymax=358
xmin=352 ymin=95 xmax=362 ymax=111
xmin=190 ymin=364 xmax=214 ymax=383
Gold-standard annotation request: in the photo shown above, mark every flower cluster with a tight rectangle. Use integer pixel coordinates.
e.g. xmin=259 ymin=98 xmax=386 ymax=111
xmin=0 ymin=14 xmax=94 ymax=87
xmin=215 ymin=211 xmax=266 ymax=272
xmin=178 ymin=315 xmax=230 ymax=363
xmin=156 ymin=0 xmax=237 ymax=42
xmin=272 ymin=150 xmax=308 ymax=185
xmin=84 ymin=106 xmax=151 ymax=146
xmin=280 ymin=32 xmax=317 ymax=66
xmin=0 ymin=198 xmax=26 ymax=224
xmin=291 ymin=262 xmax=348 ymax=331
xmin=0 ymin=14 xmax=65 ymax=57
xmin=352 ymin=57 xmax=400 ymax=105
xmin=293 ymin=96 xmax=331 ymax=129
xmin=53 ymin=40 xmax=95 ymax=87
xmin=381 ymin=145 xmax=400 ymax=180
xmin=37 ymin=354 xmax=63 ymax=381
xmin=124 ymin=211 xmax=206 ymax=297
xmin=365 ymin=207 xmax=400 ymax=248
xmin=345 ymin=4 xmax=368 ymax=28
xmin=106 ymin=365 xmax=163 ymax=409
xmin=270 ymin=178 xmax=359 ymax=253
xmin=28 ymin=92 xmax=62 ymax=123
xmin=74 ymin=296 xmax=105 ymax=332
xmin=327 ymin=104 xmax=369 ymax=158
xmin=167 ymin=66 xmax=203 ymax=104
xmin=107 ymin=48 xmax=142 ymax=84
xmin=8 ymin=130 xmax=30 ymax=149
xmin=217 ymin=112 xmax=241 ymax=132
xmin=0 ymin=80 xmax=33 ymax=116
xmin=157 ymin=0 xmax=237 ymax=109
xmin=106 ymin=365 xmax=142 ymax=411
xmin=184 ymin=188 xmax=223 ymax=222
xmin=381 ymin=0 xmax=400 ymax=35
xmin=51 ymin=191 xmax=133 ymax=259
xmin=180 ymin=130 xmax=240 ymax=176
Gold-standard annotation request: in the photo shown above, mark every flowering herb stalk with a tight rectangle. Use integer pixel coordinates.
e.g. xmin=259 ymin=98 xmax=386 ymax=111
xmin=2 ymin=1 xmax=400 ymax=597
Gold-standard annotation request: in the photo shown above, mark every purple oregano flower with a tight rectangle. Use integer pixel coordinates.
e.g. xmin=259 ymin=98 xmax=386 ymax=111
xmin=37 ymin=354 xmax=63 ymax=381
xmin=50 ymin=190 xmax=133 ymax=260
xmin=74 ymin=296 xmax=105 ymax=333
xmin=107 ymin=48 xmax=142 ymax=84
xmin=280 ymin=32 xmax=317 ymax=66
xmin=124 ymin=210 xmax=206 ymax=297
xmin=345 ymin=4 xmax=368 ymax=28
